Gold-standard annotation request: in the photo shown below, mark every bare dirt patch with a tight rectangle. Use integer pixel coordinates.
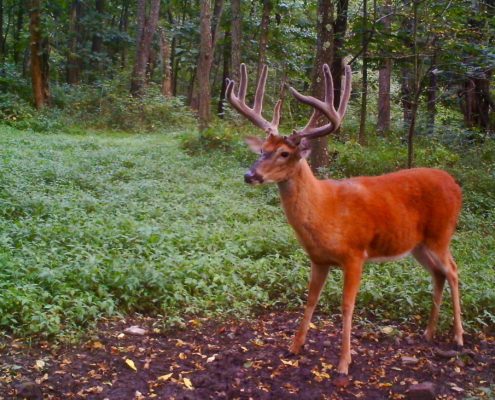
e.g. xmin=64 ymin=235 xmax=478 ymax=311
xmin=1 ymin=312 xmax=493 ymax=399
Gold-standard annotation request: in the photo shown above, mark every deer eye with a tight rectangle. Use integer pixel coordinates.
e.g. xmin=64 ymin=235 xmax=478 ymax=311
xmin=280 ymin=151 xmax=290 ymax=158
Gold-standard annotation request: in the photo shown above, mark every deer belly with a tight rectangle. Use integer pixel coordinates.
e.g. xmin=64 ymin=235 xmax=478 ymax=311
xmin=365 ymin=250 xmax=411 ymax=264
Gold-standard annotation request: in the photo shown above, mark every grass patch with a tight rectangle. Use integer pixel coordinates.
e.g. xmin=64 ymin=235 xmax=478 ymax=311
xmin=0 ymin=125 xmax=494 ymax=338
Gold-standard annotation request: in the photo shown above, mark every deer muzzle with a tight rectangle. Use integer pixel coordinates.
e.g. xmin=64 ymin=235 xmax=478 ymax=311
xmin=244 ymin=170 xmax=264 ymax=184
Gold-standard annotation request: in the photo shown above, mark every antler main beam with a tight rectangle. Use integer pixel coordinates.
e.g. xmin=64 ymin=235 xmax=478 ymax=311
xmin=290 ymin=64 xmax=352 ymax=141
xmin=226 ymin=64 xmax=282 ymax=135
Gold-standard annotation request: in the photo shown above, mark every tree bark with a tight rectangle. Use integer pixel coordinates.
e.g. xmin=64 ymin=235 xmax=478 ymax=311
xmin=257 ymin=0 xmax=272 ymax=81
xmin=197 ymin=0 xmax=214 ymax=130
xmin=67 ymin=0 xmax=81 ymax=84
xmin=211 ymin=0 xmax=224 ymax=48
xmin=13 ymin=1 xmax=25 ymax=65
xmin=330 ymin=0 xmax=348 ymax=113
xmin=130 ymin=0 xmax=161 ymax=97
xmin=159 ymin=28 xmax=172 ymax=97
xmin=377 ymin=0 xmax=392 ymax=134
xmin=118 ymin=0 xmax=129 ymax=68
xmin=0 ymin=0 xmax=4 ymax=61
xmin=459 ymin=74 xmax=494 ymax=132
xmin=358 ymin=0 xmax=368 ymax=145
xmin=91 ymin=0 xmax=105 ymax=51
xmin=426 ymin=51 xmax=437 ymax=134
xmin=29 ymin=0 xmax=50 ymax=109
xmin=218 ymin=29 xmax=230 ymax=117
xmin=230 ymin=0 xmax=241 ymax=82
xmin=309 ymin=0 xmax=334 ymax=173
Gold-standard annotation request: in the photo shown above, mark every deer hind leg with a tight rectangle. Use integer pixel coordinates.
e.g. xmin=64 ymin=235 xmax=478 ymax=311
xmin=290 ymin=263 xmax=330 ymax=355
xmin=337 ymin=258 xmax=363 ymax=375
xmin=413 ymin=245 xmax=463 ymax=346
xmin=413 ymin=245 xmax=446 ymax=342
xmin=446 ymin=252 xmax=464 ymax=346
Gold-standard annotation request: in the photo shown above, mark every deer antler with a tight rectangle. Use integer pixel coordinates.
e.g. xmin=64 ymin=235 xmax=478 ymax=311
xmin=289 ymin=64 xmax=352 ymax=141
xmin=226 ymin=63 xmax=282 ymax=135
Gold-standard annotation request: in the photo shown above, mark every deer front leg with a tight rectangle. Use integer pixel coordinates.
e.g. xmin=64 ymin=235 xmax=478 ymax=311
xmin=290 ymin=263 xmax=330 ymax=354
xmin=337 ymin=258 xmax=363 ymax=375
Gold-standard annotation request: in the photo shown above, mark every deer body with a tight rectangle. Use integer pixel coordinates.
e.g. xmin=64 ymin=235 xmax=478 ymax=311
xmin=226 ymin=63 xmax=463 ymax=376
xmin=278 ymin=162 xmax=461 ymax=268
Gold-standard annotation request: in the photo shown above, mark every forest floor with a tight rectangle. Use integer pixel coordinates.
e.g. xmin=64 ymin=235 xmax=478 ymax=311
xmin=1 ymin=312 xmax=494 ymax=400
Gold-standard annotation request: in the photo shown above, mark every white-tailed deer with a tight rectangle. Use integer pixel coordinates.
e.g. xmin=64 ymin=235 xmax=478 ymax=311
xmin=226 ymin=63 xmax=463 ymax=375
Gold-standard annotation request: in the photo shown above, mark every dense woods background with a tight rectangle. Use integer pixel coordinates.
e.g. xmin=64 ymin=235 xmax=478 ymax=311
xmin=0 ymin=0 xmax=494 ymax=341
xmin=0 ymin=0 xmax=493 ymax=166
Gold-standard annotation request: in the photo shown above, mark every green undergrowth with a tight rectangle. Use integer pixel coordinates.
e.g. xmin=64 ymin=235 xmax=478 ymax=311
xmin=0 ymin=125 xmax=494 ymax=339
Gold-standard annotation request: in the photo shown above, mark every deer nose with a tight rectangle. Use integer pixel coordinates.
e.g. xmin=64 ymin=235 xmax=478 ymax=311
xmin=244 ymin=171 xmax=263 ymax=184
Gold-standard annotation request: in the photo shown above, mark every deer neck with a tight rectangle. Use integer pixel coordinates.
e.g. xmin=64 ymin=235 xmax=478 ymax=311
xmin=277 ymin=159 xmax=327 ymax=222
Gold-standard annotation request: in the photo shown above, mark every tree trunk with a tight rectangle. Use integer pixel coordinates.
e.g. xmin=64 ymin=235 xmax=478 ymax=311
xmin=230 ymin=0 xmax=241 ymax=82
xmin=119 ymin=0 xmax=129 ymax=68
xmin=0 ymin=0 xmax=4 ymax=61
xmin=211 ymin=0 xmax=224 ymax=48
xmin=67 ymin=0 xmax=81 ymax=84
xmin=309 ymin=0 xmax=334 ymax=173
xmin=29 ymin=0 xmax=49 ymax=109
xmin=197 ymin=0 xmax=213 ymax=130
xmin=377 ymin=0 xmax=392 ymax=134
xmin=257 ymin=0 xmax=272 ymax=81
xmin=159 ymin=28 xmax=172 ymax=97
xmin=330 ymin=0 xmax=348 ymax=113
xmin=358 ymin=0 xmax=368 ymax=145
xmin=426 ymin=51 xmax=437 ymax=134
xmin=401 ymin=65 xmax=413 ymax=128
xmin=130 ymin=0 xmax=161 ymax=97
xmin=91 ymin=0 xmax=105 ymax=54
xmin=218 ymin=29 xmax=230 ymax=117
xmin=459 ymin=74 xmax=494 ymax=132
xmin=13 ymin=1 xmax=25 ymax=65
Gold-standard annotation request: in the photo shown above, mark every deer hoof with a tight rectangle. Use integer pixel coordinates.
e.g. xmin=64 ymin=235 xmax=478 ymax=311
xmin=289 ymin=342 xmax=303 ymax=355
xmin=337 ymin=358 xmax=351 ymax=375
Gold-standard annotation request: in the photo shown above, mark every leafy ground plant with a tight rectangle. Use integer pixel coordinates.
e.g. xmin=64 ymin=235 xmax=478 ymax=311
xmin=0 ymin=125 xmax=494 ymax=339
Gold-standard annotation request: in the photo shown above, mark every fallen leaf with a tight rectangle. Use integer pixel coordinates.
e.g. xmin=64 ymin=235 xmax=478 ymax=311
xmin=178 ymin=352 xmax=187 ymax=360
xmin=35 ymin=360 xmax=45 ymax=370
xmin=206 ymin=355 xmax=216 ymax=363
xmin=125 ymin=359 xmax=137 ymax=372
xmin=91 ymin=341 xmax=105 ymax=350
xmin=158 ymin=373 xmax=173 ymax=381
xmin=183 ymin=377 xmax=193 ymax=389
xmin=281 ymin=359 xmax=299 ymax=367
xmin=381 ymin=326 xmax=394 ymax=335
xmin=309 ymin=322 xmax=317 ymax=329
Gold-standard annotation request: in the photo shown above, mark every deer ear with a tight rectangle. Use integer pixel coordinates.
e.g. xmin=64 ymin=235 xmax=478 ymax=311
xmin=298 ymin=139 xmax=311 ymax=159
xmin=245 ymin=136 xmax=264 ymax=154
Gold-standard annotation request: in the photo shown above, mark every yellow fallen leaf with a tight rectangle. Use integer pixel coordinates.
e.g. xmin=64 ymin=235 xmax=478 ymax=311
xmin=92 ymin=341 xmax=105 ymax=350
xmin=281 ymin=359 xmax=299 ymax=367
xmin=158 ymin=373 xmax=173 ymax=381
xmin=183 ymin=377 xmax=193 ymax=389
xmin=178 ymin=352 xmax=187 ymax=360
xmin=176 ymin=339 xmax=186 ymax=347
xmin=321 ymin=362 xmax=333 ymax=370
xmin=35 ymin=360 xmax=45 ymax=369
xmin=309 ymin=322 xmax=317 ymax=329
xmin=125 ymin=359 xmax=137 ymax=372
xmin=381 ymin=326 xmax=394 ymax=334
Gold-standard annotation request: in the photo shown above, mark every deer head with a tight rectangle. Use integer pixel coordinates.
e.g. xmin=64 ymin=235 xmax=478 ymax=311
xmin=226 ymin=63 xmax=352 ymax=184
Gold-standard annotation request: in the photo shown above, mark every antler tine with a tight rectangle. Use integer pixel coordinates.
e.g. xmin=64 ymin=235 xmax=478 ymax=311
xmin=271 ymin=99 xmax=282 ymax=127
xmin=338 ymin=65 xmax=352 ymax=117
xmin=238 ymin=63 xmax=248 ymax=103
xmin=290 ymin=63 xmax=352 ymax=140
xmin=254 ymin=65 xmax=268 ymax=114
xmin=226 ymin=63 xmax=281 ymax=135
